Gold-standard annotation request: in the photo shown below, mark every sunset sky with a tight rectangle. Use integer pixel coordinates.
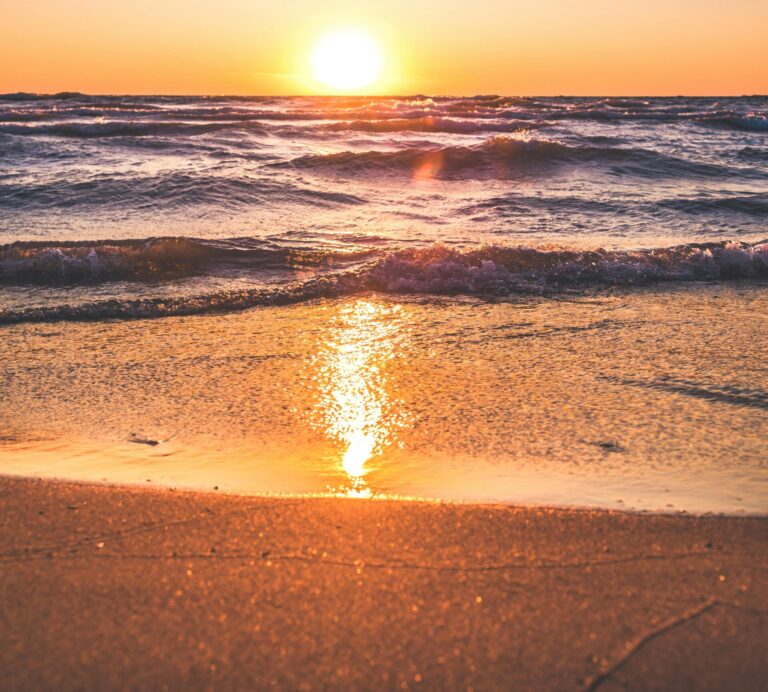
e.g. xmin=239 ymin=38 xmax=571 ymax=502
xmin=2 ymin=0 xmax=767 ymax=96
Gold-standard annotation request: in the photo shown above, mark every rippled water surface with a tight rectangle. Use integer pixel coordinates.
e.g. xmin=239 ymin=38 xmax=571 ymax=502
xmin=1 ymin=94 xmax=767 ymax=318
xmin=1 ymin=93 xmax=766 ymax=511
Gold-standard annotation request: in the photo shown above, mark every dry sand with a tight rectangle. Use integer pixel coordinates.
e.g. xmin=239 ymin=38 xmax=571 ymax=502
xmin=0 ymin=476 xmax=766 ymax=690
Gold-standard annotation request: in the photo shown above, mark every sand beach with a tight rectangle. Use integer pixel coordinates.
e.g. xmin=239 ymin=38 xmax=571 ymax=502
xmin=1 ymin=475 xmax=766 ymax=690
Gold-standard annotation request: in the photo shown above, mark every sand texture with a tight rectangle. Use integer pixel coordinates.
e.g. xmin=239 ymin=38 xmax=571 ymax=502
xmin=0 ymin=476 xmax=766 ymax=690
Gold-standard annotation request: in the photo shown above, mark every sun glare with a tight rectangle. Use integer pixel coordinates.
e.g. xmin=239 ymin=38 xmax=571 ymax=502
xmin=310 ymin=29 xmax=384 ymax=92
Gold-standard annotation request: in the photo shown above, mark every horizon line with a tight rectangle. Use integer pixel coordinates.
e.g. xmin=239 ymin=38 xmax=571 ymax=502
xmin=2 ymin=91 xmax=767 ymax=99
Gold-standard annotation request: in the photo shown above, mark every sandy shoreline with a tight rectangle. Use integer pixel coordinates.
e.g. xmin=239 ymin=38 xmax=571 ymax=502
xmin=3 ymin=287 xmax=767 ymax=513
xmin=1 ymin=476 xmax=766 ymax=690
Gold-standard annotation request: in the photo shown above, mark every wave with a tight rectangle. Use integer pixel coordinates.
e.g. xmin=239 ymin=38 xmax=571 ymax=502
xmin=2 ymin=98 xmax=766 ymax=145
xmin=603 ymin=98 xmax=652 ymax=108
xmin=697 ymin=114 xmax=768 ymax=132
xmin=366 ymin=240 xmax=768 ymax=293
xmin=460 ymin=194 xmax=624 ymax=216
xmin=0 ymin=237 xmax=375 ymax=284
xmin=1 ymin=240 xmax=766 ymax=323
xmin=738 ymin=146 xmax=768 ymax=163
xmin=0 ymin=172 xmax=365 ymax=211
xmin=318 ymin=117 xmax=543 ymax=135
xmin=0 ymin=108 xmax=492 ymax=129
xmin=0 ymin=120 xmax=270 ymax=138
xmin=658 ymin=193 xmax=768 ymax=216
xmin=0 ymin=106 xmax=168 ymax=122
xmin=281 ymin=137 xmax=743 ymax=180
xmin=462 ymin=192 xmax=768 ymax=218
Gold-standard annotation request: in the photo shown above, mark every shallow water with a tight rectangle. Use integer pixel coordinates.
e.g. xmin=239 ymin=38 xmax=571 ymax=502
xmin=1 ymin=286 xmax=766 ymax=513
xmin=1 ymin=94 xmax=766 ymax=511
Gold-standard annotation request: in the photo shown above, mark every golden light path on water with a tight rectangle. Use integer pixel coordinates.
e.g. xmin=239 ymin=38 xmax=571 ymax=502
xmin=312 ymin=300 xmax=410 ymax=497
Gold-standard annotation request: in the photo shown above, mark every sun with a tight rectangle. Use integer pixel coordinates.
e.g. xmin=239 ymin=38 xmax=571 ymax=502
xmin=310 ymin=29 xmax=384 ymax=92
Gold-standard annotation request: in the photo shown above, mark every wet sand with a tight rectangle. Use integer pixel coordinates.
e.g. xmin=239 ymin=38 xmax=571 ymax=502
xmin=2 ymin=286 xmax=767 ymax=513
xmin=0 ymin=476 xmax=766 ymax=691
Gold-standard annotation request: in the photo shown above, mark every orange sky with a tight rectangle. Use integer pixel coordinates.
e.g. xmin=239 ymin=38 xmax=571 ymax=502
xmin=2 ymin=0 xmax=766 ymax=95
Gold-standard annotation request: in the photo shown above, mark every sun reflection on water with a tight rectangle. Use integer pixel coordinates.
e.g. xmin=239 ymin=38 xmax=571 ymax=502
xmin=313 ymin=300 xmax=409 ymax=497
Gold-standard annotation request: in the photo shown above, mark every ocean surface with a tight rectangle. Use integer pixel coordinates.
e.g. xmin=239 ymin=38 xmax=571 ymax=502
xmin=1 ymin=94 xmax=766 ymax=511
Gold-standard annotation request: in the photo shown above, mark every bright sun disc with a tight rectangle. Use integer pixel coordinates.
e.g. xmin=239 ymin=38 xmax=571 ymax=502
xmin=310 ymin=29 xmax=384 ymax=91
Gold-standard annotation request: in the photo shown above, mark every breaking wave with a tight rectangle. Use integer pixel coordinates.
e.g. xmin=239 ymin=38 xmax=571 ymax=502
xmin=0 ymin=237 xmax=375 ymax=283
xmin=366 ymin=240 xmax=768 ymax=293
xmin=1 ymin=240 xmax=766 ymax=323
